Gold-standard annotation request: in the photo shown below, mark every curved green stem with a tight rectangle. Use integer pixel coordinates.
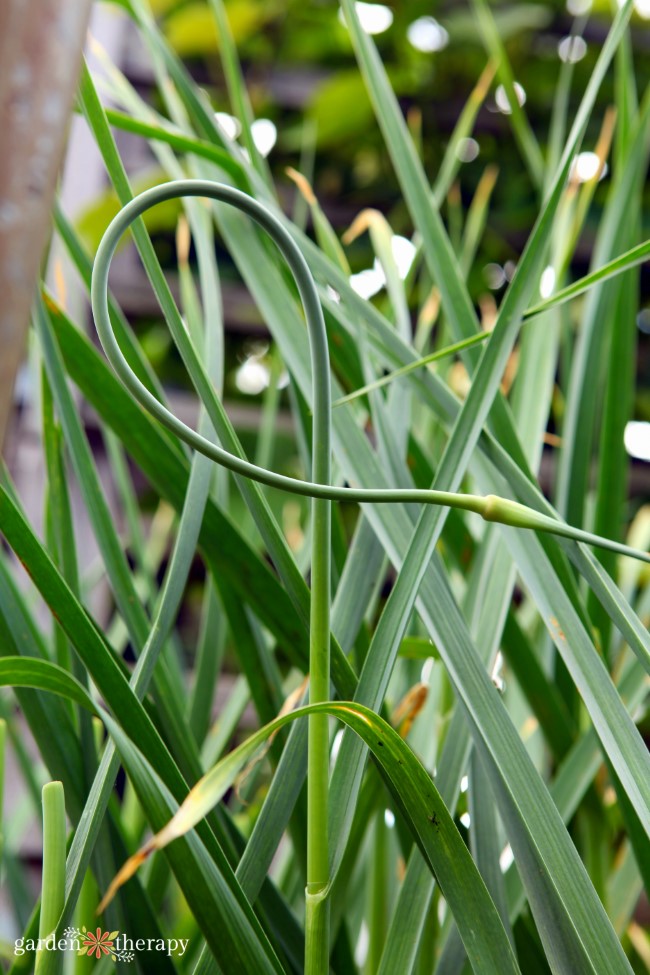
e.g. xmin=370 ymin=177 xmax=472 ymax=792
xmin=90 ymin=179 xmax=650 ymax=970
xmin=90 ymin=182 xmax=650 ymax=566
xmin=92 ymin=179 xmax=333 ymax=972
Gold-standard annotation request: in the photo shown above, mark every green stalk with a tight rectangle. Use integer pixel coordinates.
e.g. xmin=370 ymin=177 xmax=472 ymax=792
xmin=306 ymin=437 xmax=331 ymax=974
xmin=73 ymin=869 xmax=97 ymax=975
xmin=288 ymin=184 xmax=332 ymax=972
xmin=35 ymin=782 xmax=66 ymax=975
xmin=366 ymin=810 xmax=388 ymax=973
xmin=91 ymin=178 xmax=333 ymax=974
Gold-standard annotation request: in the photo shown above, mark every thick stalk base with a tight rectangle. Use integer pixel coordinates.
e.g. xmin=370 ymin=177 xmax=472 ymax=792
xmin=305 ymin=887 xmax=330 ymax=975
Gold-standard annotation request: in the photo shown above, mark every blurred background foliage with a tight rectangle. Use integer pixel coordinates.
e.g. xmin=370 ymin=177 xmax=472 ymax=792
xmin=78 ymin=0 xmax=650 ymax=435
xmin=144 ymin=0 xmax=650 ymax=223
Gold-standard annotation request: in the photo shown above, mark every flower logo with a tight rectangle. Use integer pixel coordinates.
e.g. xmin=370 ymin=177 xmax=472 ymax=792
xmin=63 ymin=926 xmax=134 ymax=963
xmin=82 ymin=928 xmax=116 ymax=959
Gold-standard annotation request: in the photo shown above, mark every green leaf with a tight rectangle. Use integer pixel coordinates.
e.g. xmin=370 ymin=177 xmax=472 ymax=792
xmin=0 ymin=486 xmax=287 ymax=974
xmin=102 ymin=702 xmax=521 ymax=975
xmin=0 ymin=658 xmax=96 ymax=713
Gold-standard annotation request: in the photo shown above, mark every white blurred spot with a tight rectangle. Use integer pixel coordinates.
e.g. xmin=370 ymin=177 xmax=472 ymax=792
xmin=539 ymin=266 xmax=556 ymax=299
xmin=495 ymin=82 xmax=526 ymax=115
xmin=407 ymin=16 xmax=449 ymax=52
xmin=460 ymin=775 xmax=469 ymax=793
xmin=636 ymin=0 xmax=650 ymax=17
xmin=235 ymin=355 xmax=270 ymax=395
xmin=384 ymin=809 xmax=396 ymax=828
xmin=350 ymin=267 xmax=385 ymax=298
xmin=504 ymin=260 xmax=517 ymax=281
xmin=625 ymin=421 xmax=650 ymax=461
xmin=420 ymin=657 xmax=434 ymax=686
xmin=437 ymin=897 xmax=446 ymax=924
xmin=491 ymin=652 xmax=505 ymax=693
xmin=326 ymin=284 xmax=341 ymax=304
xmin=460 ymin=812 xmax=471 ymax=828
xmin=339 ymin=2 xmax=393 ymax=35
xmin=570 ymin=151 xmax=607 ymax=183
xmin=350 ymin=235 xmax=416 ymax=296
xmin=390 ymin=235 xmax=417 ymax=278
xmin=456 ymin=137 xmax=480 ymax=163
xmin=500 ymin=844 xmax=514 ymax=870
xmin=558 ymin=35 xmax=587 ymax=63
xmin=214 ymin=112 xmax=241 ymax=140
xmin=251 ymin=118 xmax=277 ymax=157
xmin=355 ymin=922 xmax=369 ymax=967
xmin=13 ymin=362 xmax=33 ymax=405
xmin=567 ymin=0 xmax=591 ymax=11
xmin=331 ymin=728 xmax=344 ymax=763
xmin=483 ymin=263 xmax=506 ymax=289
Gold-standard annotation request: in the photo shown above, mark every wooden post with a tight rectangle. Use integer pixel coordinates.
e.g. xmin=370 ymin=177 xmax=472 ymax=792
xmin=0 ymin=0 xmax=92 ymax=449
